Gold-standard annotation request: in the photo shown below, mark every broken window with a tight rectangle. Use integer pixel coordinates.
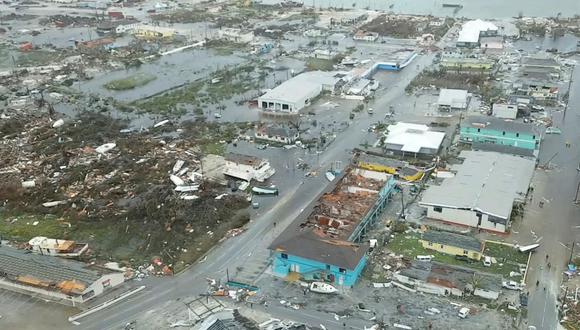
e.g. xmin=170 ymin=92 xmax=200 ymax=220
xmin=282 ymin=104 xmax=289 ymax=110
xmin=339 ymin=268 xmax=346 ymax=274
xmin=281 ymin=253 xmax=288 ymax=259
xmin=433 ymin=206 xmax=442 ymax=213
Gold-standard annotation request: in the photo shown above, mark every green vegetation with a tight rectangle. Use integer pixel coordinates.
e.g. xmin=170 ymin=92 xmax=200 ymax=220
xmin=133 ymin=63 xmax=267 ymax=116
xmin=388 ymin=233 xmax=528 ymax=277
xmin=281 ymin=10 xmax=319 ymax=21
xmin=0 ymin=214 xmax=69 ymax=240
xmin=306 ymin=58 xmax=336 ymax=71
xmin=15 ymin=49 xmax=61 ymax=67
xmin=104 ymin=74 xmax=156 ymax=91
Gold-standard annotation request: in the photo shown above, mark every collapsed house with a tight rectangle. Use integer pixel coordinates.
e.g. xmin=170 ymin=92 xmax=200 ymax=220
xmin=255 ymin=124 xmax=300 ymax=145
xmin=0 ymin=245 xmax=124 ymax=304
xmin=223 ymin=153 xmax=275 ymax=182
xmin=394 ymin=261 xmax=502 ymax=300
xmin=420 ymin=150 xmax=535 ymax=233
xmin=28 ymin=236 xmax=89 ymax=258
xmin=269 ymin=166 xmax=397 ymax=287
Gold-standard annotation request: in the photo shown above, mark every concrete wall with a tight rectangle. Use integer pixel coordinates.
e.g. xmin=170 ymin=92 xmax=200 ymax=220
xmin=258 ymin=87 xmax=321 ymax=113
xmin=460 ymin=127 xmax=538 ymax=150
xmin=424 ymin=205 xmax=508 ymax=233
xmin=425 ymin=206 xmax=480 ymax=228
xmin=84 ymin=273 xmax=125 ymax=301
xmin=272 ymin=252 xmax=367 ymax=287
xmin=474 ymin=288 xmax=500 ymax=300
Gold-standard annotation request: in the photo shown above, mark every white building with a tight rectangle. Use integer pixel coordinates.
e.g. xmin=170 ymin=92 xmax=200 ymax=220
xmin=255 ymin=124 xmax=299 ymax=145
xmin=223 ymin=153 xmax=275 ymax=182
xmin=28 ymin=236 xmax=89 ymax=258
xmin=420 ymin=150 xmax=535 ymax=233
xmin=492 ymin=103 xmax=517 ymax=119
xmin=384 ymin=122 xmax=446 ymax=157
xmin=437 ymin=88 xmax=469 ymax=111
xmin=258 ymin=71 xmax=342 ymax=113
xmin=353 ymin=30 xmax=379 ymax=42
xmin=0 ymin=246 xmax=124 ymax=304
xmin=456 ymin=19 xmax=498 ymax=48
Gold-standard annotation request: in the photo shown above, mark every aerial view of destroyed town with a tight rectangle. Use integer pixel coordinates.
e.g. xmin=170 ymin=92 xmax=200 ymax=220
xmin=3 ymin=0 xmax=580 ymax=329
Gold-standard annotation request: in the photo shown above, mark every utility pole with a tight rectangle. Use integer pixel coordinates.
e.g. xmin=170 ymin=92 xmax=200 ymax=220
xmin=569 ymin=241 xmax=576 ymax=264
xmin=563 ymin=66 xmax=574 ymax=121
xmin=574 ymin=180 xmax=580 ymax=203
xmin=400 ymin=186 xmax=405 ymax=219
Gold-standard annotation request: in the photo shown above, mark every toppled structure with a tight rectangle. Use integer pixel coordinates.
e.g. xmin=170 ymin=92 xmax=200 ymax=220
xmin=269 ymin=165 xmax=396 ymax=287
xmin=0 ymin=245 xmax=124 ymax=304
xmin=28 ymin=236 xmax=89 ymax=258
xmin=223 ymin=153 xmax=275 ymax=182
xmin=394 ymin=261 xmax=503 ymax=300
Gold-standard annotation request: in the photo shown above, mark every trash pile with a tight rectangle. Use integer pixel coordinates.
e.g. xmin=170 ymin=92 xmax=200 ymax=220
xmin=0 ymin=111 xmax=250 ymax=268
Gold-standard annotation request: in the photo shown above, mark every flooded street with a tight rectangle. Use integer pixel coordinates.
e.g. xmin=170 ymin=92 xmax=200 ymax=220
xmin=262 ymin=0 xmax=580 ymax=19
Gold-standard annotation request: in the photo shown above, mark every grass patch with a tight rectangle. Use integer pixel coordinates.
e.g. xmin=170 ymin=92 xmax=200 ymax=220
xmin=306 ymin=58 xmax=336 ymax=71
xmin=388 ymin=233 xmax=527 ymax=277
xmin=201 ymin=142 xmax=226 ymax=156
xmin=104 ymin=74 xmax=156 ymax=91
xmin=0 ymin=214 xmax=70 ymax=240
xmin=15 ymin=49 xmax=60 ymax=67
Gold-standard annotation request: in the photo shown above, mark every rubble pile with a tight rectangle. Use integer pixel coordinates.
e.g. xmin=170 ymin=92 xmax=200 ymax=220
xmin=0 ymin=111 xmax=250 ymax=268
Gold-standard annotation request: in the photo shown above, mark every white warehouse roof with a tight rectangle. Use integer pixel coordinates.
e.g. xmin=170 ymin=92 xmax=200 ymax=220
xmin=457 ymin=19 xmax=498 ymax=44
xmin=385 ymin=122 xmax=445 ymax=153
xmin=420 ymin=150 xmax=535 ymax=219
xmin=438 ymin=88 xmax=468 ymax=109
xmin=259 ymin=71 xmax=341 ymax=104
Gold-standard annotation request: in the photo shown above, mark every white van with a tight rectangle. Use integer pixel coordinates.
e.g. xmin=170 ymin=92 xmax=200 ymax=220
xmin=458 ymin=307 xmax=470 ymax=319
xmin=483 ymin=256 xmax=492 ymax=267
xmin=416 ymin=255 xmax=434 ymax=262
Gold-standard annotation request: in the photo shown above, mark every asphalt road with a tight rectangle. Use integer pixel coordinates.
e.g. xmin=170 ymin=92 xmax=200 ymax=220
xmin=75 ymin=44 xmax=445 ymax=330
xmin=526 ymin=63 xmax=580 ymax=330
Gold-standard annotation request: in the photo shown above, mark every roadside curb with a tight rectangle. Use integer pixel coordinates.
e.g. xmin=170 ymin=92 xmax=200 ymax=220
xmin=68 ymin=285 xmax=146 ymax=323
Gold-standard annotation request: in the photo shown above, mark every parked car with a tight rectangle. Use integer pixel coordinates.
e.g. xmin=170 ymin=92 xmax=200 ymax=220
xmin=502 ymin=280 xmax=523 ymax=291
xmin=545 ymin=127 xmax=562 ymax=134
xmin=458 ymin=307 xmax=470 ymax=319
xmin=520 ymin=293 xmax=528 ymax=307
xmin=483 ymin=256 xmax=492 ymax=267
xmin=455 ymin=255 xmax=473 ymax=263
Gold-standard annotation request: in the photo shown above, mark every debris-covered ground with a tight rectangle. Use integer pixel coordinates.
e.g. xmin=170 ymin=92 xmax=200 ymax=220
xmin=0 ymin=110 xmax=253 ymax=272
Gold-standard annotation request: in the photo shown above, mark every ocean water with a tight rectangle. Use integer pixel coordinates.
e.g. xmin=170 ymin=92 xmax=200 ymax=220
xmin=262 ymin=0 xmax=580 ymax=19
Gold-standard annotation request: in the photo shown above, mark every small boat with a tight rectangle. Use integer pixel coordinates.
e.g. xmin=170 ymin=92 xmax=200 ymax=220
xmin=310 ymin=282 xmax=338 ymax=294
xmin=252 ymin=186 xmax=279 ymax=196
xmin=442 ymin=3 xmax=463 ymax=8
xmin=325 ymin=171 xmax=336 ymax=182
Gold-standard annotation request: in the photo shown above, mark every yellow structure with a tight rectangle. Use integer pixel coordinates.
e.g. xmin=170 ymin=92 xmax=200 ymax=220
xmin=134 ymin=27 xmax=176 ymax=41
xmin=420 ymin=230 xmax=484 ymax=261
xmin=440 ymin=58 xmax=494 ymax=73
xmin=356 ymin=154 xmax=424 ymax=182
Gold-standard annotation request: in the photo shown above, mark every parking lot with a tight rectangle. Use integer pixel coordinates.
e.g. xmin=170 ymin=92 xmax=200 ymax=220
xmin=0 ymin=289 xmax=75 ymax=329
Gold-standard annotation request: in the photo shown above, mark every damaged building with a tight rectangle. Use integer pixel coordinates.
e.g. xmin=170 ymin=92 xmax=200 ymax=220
xmin=0 ymin=245 xmax=124 ymax=304
xmin=394 ymin=261 xmax=502 ymax=300
xmin=223 ymin=153 xmax=275 ymax=182
xmin=269 ymin=166 xmax=397 ymax=287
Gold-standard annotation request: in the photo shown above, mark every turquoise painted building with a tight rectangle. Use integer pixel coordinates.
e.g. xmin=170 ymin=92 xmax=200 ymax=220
xmin=269 ymin=166 xmax=396 ymax=287
xmin=460 ymin=116 xmax=539 ymax=150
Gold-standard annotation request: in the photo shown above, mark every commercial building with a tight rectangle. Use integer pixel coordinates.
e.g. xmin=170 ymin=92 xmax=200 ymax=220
xmin=394 ymin=261 xmax=502 ymax=300
xmin=383 ymin=122 xmax=446 ymax=157
xmin=514 ymin=82 xmax=559 ymax=103
xmin=0 ymin=245 xmax=124 ymax=304
xmin=521 ymin=56 xmax=561 ymax=80
xmin=270 ymin=166 xmax=397 ymax=287
xmin=456 ymin=19 xmax=498 ymax=48
xmin=420 ymin=230 xmax=485 ymax=261
xmin=420 ymin=150 xmax=535 ymax=233
xmin=460 ymin=115 xmax=540 ymax=150
xmin=258 ymin=71 xmax=342 ymax=113
xmin=223 ymin=153 xmax=275 ymax=182
xmin=492 ymin=103 xmax=518 ymax=119
xmin=437 ymin=89 xmax=469 ymax=111
xmin=479 ymin=36 xmax=504 ymax=55
xmin=255 ymin=124 xmax=299 ymax=145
